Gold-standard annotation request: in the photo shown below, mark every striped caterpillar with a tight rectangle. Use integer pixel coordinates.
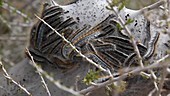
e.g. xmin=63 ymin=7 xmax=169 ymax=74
xmin=27 ymin=3 xmax=159 ymax=71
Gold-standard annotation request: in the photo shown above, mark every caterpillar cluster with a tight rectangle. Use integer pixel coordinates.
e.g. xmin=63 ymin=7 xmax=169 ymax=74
xmin=26 ymin=3 xmax=159 ymax=71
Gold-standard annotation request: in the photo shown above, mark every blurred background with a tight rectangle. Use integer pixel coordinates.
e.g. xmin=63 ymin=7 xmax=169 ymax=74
xmin=0 ymin=0 xmax=158 ymax=69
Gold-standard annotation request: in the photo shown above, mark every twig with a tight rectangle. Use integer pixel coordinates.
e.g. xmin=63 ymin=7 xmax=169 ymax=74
xmin=9 ymin=22 xmax=33 ymax=27
xmin=49 ymin=0 xmax=58 ymax=6
xmin=156 ymin=1 xmax=170 ymax=95
xmin=107 ymin=4 xmax=144 ymax=68
xmin=34 ymin=14 xmax=107 ymax=72
xmin=156 ymin=67 xmax=168 ymax=96
xmin=139 ymin=0 xmax=166 ymax=13
xmin=79 ymin=54 xmax=170 ymax=95
xmin=0 ymin=36 xmax=27 ymax=41
xmin=107 ymin=0 xmax=165 ymax=68
xmin=26 ymin=48 xmax=82 ymax=96
xmin=1 ymin=2 xmax=31 ymax=22
xmin=0 ymin=61 xmax=32 ymax=96
xmin=2 ymin=58 xmax=15 ymax=66
xmin=108 ymin=1 xmax=165 ymax=94
xmin=0 ymin=15 xmax=11 ymax=29
xmin=150 ymin=70 xmax=159 ymax=91
xmin=148 ymin=88 xmax=157 ymax=96
xmin=26 ymin=49 xmax=51 ymax=96
xmin=138 ymin=0 xmax=166 ymax=93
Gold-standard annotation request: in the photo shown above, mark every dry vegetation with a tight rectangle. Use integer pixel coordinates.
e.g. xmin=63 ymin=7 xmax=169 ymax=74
xmin=0 ymin=0 xmax=43 ymax=68
xmin=0 ymin=0 xmax=170 ymax=96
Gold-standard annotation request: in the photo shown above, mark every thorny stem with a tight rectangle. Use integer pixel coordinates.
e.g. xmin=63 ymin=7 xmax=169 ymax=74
xmin=0 ymin=61 xmax=32 ymax=96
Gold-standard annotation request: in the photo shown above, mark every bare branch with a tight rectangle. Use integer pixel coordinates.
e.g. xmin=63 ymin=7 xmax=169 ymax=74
xmin=109 ymin=4 xmax=144 ymax=68
xmin=140 ymin=0 xmax=166 ymax=13
xmin=107 ymin=1 xmax=166 ymax=94
xmin=0 ymin=15 xmax=11 ymax=29
xmin=79 ymin=54 xmax=170 ymax=95
xmin=1 ymin=2 xmax=31 ymax=23
xmin=25 ymin=49 xmax=51 ymax=96
xmin=156 ymin=67 xmax=169 ymax=96
xmin=0 ymin=61 xmax=32 ymax=96
xmin=148 ymin=88 xmax=157 ymax=96
xmin=26 ymin=48 xmax=82 ymax=96
xmin=0 ymin=36 xmax=27 ymax=41
xmin=49 ymin=0 xmax=58 ymax=6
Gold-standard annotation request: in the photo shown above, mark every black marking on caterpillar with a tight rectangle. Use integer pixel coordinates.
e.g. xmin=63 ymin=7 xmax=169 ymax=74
xmin=143 ymin=32 xmax=160 ymax=60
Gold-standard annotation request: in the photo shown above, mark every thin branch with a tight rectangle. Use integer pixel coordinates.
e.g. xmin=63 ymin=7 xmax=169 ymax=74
xmin=107 ymin=0 xmax=165 ymax=68
xmin=49 ymin=0 xmax=58 ymax=6
xmin=79 ymin=54 xmax=170 ymax=95
xmin=0 ymin=61 xmax=32 ymax=96
xmin=34 ymin=14 xmax=107 ymax=72
xmin=108 ymin=4 xmax=144 ymax=68
xmin=2 ymin=58 xmax=15 ymax=66
xmin=0 ymin=36 xmax=27 ymax=41
xmin=1 ymin=2 xmax=31 ymax=22
xmin=25 ymin=49 xmax=51 ymax=96
xmin=151 ymin=71 xmax=159 ymax=91
xmin=139 ymin=0 xmax=166 ymax=13
xmin=0 ymin=15 xmax=11 ymax=29
xmin=26 ymin=48 xmax=82 ymax=96
xmin=155 ymin=1 xmax=170 ymax=95
xmin=148 ymin=88 xmax=157 ymax=96
xmin=9 ymin=22 xmax=33 ymax=27
xmin=107 ymin=1 xmax=165 ymax=94
xmin=156 ymin=67 xmax=168 ymax=96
